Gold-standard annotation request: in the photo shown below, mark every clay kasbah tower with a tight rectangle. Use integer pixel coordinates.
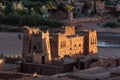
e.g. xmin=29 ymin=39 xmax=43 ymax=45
xmin=22 ymin=25 xmax=97 ymax=62
xmin=22 ymin=26 xmax=51 ymax=64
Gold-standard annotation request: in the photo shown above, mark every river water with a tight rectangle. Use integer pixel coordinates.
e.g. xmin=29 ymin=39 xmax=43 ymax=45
xmin=98 ymin=40 xmax=120 ymax=48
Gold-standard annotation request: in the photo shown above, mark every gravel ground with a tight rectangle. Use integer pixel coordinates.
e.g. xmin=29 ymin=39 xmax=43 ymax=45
xmin=76 ymin=22 xmax=120 ymax=33
xmin=0 ymin=32 xmax=22 ymax=55
xmin=98 ymin=47 xmax=120 ymax=58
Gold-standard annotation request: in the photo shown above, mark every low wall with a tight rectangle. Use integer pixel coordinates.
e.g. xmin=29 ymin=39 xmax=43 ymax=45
xmin=20 ymin=63 xmax=62 ymax=76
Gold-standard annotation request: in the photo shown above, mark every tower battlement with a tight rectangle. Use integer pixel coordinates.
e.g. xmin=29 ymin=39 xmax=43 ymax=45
xmin=61 ymin=25 xmax=75 ymax=35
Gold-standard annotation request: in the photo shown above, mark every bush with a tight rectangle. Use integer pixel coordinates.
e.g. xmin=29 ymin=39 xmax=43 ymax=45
xmin=0 ymin=14 xmax=20 ymax=25
xmin=117 ymin=17 xmax=120 ymax=23
xmin=46 ymin=19 xmax=63 ymax=28
xmin=103 ymin=21 xmax=119 ymax=28
xmin=19 ymin=14 xmax=39 ymax=26
xmin=4 ymin=13 xmax=20 ymax=26
xmin=0 ymin=13 xmax=63 ymax=28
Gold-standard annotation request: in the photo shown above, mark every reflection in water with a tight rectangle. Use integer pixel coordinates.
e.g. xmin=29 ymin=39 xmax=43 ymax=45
xmin=98 ymin=41 xmax=120 ymax=47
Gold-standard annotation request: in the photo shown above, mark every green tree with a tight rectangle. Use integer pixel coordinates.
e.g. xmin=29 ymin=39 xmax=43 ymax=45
xmin=3 ymin=1 xmax=12 ymax=15
xmin=104 ymin=21 xmax=119 ymax=28
xmin=64 ymin=4 xmax=74 ymax=13
xmin=44 ymin=0 xmax=57 ymax=13
xmin=0 ymin=2 xmax=6 ymax=15
xmin=12 ymin=1 xmax=24 ymax=15
xmin=40 ymin=5 xmax=49 ymax=18
xmin=63 ymin=4 xmax=74 ymax=23
xmin=117 ymin=16 xmax=120 ymax=22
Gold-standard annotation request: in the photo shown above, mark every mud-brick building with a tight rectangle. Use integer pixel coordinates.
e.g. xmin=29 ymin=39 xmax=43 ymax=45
xmin=19 ymin=57 xmax=77 ymax=75
xmin=22 ymin=26 xmax=51 ymax=64
xmin=21 ymin=25 xmax=97 ymax=75
xmin=50 ymin=26 xmax=97 ymax=58
xmin=0 ymin=59 xmax=4 ymax=71
xmin=22 ymin=25 xmax=97 ymax=62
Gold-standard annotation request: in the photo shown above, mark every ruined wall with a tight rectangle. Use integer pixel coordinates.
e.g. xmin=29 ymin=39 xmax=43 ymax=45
xmin=89 ymin=58 xmax=117 ymax=68
xmin=20 ymin=63 xmax=62 ymax=76
xmin=19 ymin=62 xmax=75 ymax=76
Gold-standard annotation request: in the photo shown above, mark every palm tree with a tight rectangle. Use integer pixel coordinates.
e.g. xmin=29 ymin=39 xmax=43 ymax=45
xmin=93 ymin=0 xmax=97 ymax=14
xmin=44 ymin=1 xmax=57 ymax=13
xmin=64 ymin=4 xmax=74 ymax=24
xmin=0 ymin=2 xmax=6 ymax=15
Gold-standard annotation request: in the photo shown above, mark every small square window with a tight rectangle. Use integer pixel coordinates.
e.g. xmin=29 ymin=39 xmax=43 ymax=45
xmin=74 ymin=44 xmax=76 ymax=47
xmin=33 ymin=46 xmax=37 ymax=50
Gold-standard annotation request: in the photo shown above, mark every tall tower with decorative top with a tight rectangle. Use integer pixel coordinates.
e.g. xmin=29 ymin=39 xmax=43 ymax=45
xmin=22 ymin=26 xmax=51 ymax=64
xmin=83 ymin=30 xmax=97 ymax=55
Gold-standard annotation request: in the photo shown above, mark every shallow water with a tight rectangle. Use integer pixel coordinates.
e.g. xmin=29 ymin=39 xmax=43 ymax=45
xmin=98 ymin=41 xmax=120 ymax=47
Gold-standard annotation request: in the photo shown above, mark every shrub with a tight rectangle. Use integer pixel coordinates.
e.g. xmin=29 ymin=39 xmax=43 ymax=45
xmin=2 ymin=13 xmax=20 ymax=26
xmin=0 ymin=13 xmax=63 ymax=28
xmin=117 ymin=17 xmax=120 ymax=23
xmin=103 ymin=21 xmax=119 ymax=28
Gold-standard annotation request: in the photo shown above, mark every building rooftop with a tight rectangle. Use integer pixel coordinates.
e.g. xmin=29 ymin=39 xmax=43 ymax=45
xmin=0 ymin=71 xmax=31 ymax=80
xmin=68 ymin=67 xmax=110 ymax=79
xmin=52 ymin=57 xmax=77 ymax=66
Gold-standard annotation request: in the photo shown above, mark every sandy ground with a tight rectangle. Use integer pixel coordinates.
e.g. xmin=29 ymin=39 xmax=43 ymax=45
xmin=0 ymin=32 xmax=22 ymax=55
